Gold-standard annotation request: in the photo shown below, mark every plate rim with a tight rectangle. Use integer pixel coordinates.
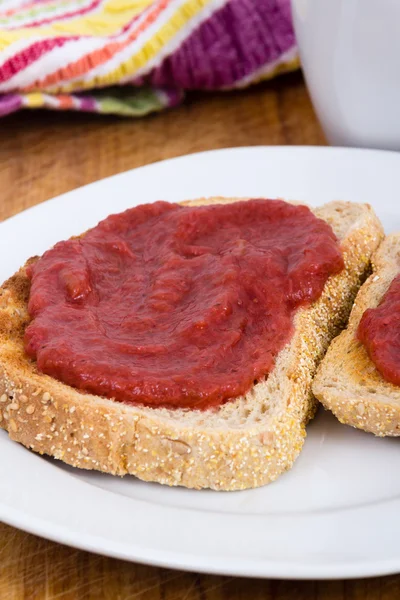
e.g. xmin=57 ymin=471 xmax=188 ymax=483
xmin=2 ymin=143 xmax=400 ymax=229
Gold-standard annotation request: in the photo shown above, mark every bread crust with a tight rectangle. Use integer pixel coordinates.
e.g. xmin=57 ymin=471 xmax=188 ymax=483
xmin=313 ymin=233 xmax=400 ymax=437
xmin=0 ymin=198 xmax=384 ymax=489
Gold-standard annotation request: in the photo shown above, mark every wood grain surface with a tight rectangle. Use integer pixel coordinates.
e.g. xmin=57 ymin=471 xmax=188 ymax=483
xmin=1 ymin=72 xmax=396 ymax=599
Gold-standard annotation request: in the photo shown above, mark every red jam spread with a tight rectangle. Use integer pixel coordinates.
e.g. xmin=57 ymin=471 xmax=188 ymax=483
xmin=358 ymin=275 xmax=400 ymax=385
xmin=25 ymin=199 xmax=344 ymax=409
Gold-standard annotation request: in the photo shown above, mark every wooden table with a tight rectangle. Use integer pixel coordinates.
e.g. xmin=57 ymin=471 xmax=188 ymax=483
xmin=1 ymin=72 xmax=398 ymax=599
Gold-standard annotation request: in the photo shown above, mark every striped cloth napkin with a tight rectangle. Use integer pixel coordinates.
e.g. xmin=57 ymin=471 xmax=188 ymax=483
xmin=0 ymin=0 xmax=298 ymax=117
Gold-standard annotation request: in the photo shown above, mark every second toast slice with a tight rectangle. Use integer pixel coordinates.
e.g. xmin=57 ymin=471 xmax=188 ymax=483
xmin=313 ymin=234 xmax=400 ymax=436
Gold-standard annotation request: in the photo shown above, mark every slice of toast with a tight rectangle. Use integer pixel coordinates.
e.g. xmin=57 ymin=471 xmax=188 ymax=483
xmin=313 ymin=234 xmax=400 ymax=437
xmin=0 ymin=198 xmax=383 ymax=490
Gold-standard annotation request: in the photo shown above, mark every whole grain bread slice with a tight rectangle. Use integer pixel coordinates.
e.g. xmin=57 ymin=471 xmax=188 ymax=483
xmin=0 ymin=198 xmax=383 ymax=490
xmin=313 ymin=234 xmax=400 ymax=437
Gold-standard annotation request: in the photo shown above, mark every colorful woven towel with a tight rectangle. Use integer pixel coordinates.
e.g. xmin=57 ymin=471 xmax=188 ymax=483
xmin=0 ymin=0 xmax=298 ymax=117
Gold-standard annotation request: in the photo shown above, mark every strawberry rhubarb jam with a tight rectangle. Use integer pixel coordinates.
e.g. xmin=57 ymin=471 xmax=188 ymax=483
xmin=25 ymin=199 xmax=344 ymax=409
xmin=358 ymin=275 xmax=400 ymax=385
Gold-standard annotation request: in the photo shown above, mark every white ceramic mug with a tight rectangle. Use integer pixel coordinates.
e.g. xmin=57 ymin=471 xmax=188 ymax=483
xmin=292 ymin=0 xmax=400 ymax=150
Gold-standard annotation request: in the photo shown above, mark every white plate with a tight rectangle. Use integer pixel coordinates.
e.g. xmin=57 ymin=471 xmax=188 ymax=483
xmin=1 ymin=146 xmax=400 ymax=580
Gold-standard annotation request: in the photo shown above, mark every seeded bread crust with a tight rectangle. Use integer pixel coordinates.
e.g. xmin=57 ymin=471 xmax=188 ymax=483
xmin=0 ymin=198 xmax=383 ymax=490
xmin=313 ymin=234 xmax=400 ymax=437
